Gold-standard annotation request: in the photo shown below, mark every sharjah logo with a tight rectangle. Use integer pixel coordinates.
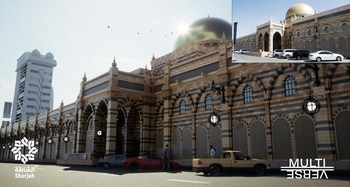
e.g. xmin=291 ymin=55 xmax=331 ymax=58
xmin=11 ymin=137 xmax=38 ymax=164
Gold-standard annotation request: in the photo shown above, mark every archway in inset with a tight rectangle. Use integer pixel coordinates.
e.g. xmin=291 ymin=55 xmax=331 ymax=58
xmin=273 ymin=32 xmax=282 ymax=50
xmin=264 ymin=33 xmax=269 ymax=52
xmin=259 ymin=34 xmax=263 ymax=51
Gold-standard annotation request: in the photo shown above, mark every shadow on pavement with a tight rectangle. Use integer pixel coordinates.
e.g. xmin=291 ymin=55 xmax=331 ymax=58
xmin=60 ymin=165 xmax=183 ymax=176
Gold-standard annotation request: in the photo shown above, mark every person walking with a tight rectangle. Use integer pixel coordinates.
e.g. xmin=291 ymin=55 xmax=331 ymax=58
xmin=210 ymin=145 xmax=216 ymax=158
xmin=163 ymin=144 xmax=170 ymax=171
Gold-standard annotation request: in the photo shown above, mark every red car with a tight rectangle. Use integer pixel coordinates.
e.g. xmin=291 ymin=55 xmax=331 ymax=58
xmin=123 ymin=155 xmax=182 ymax=171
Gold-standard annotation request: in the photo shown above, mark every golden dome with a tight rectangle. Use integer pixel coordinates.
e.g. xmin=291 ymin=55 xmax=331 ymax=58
xmin=285 ymin=3 xmax=316 ymax=19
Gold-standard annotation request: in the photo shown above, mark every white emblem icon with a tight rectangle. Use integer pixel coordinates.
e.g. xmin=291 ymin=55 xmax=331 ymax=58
xmin=11 ymin=137 xmax=38 ymax=164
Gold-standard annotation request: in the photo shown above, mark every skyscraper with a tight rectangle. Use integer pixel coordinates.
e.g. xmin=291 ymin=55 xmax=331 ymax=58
xmin=11 ymin=49 xmax=57 ymax=123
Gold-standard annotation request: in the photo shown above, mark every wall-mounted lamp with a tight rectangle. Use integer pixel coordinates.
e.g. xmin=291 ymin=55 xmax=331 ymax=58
xmin=210 ymin=80 xmax=226 ymax=103
xmin=63 ymin=136 xmax=69 ymax=142
xmin=305 ymin=63 xmax=321 ymax=86
xmin=97 ymin=130 xmax=102 ymax=137
xmin=302 ymin=96 xmax=321 ymax=115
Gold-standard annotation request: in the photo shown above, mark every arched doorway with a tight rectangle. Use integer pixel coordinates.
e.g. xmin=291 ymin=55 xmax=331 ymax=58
xmin=335 ymin=111 xmax=350 ymax=160
xmin=272 ymin=118 xmax=292 ymax=160
xmin=264 ymin=33 xmax=269 ymax=52
xmin=273 ymin=32 xmax=282 ymax=50
xmin=126 ymin=106 xmax=140 ymax=157
xmin=233 ymin=123 xmax=248 ymax=155
xmin=259 ymin=34 xmax=263 ymax=51
xmin=94 ymin=101 xmax=108 ymax=159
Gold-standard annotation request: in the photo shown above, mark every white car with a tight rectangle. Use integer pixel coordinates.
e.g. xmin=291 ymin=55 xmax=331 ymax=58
xmin=98 ymin=154 xmax=126 ymax=169
xmin=273 ymin=49 xmax=283 ymax=57
xmin=240 ymin=49 xmax=250 ymax=54
xmin=281 ymin=49 xmax=296 ymax=59
xmin=308 ymin=51 xmax=344 ymax=62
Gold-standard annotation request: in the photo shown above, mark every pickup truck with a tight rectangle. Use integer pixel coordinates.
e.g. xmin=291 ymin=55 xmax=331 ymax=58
xmin=192 ymin=150 xmax=270 ymax=176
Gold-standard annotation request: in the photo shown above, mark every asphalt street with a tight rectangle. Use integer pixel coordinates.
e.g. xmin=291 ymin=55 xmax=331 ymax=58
xmin=0 ymin=163 xmax=349 ymax=187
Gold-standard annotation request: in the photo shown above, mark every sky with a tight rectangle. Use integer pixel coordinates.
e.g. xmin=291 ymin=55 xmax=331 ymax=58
xmin=233 ymin=0 xmax=350 ymax=37
xmin=0 ymin=0 xmax=231 ymax=123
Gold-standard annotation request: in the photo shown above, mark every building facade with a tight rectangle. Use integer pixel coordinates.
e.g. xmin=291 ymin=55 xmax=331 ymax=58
xmin=235 ymin=3 xmax=350 ymax=58
xmin=1 ymin=16 xmax=349 ymax=169
xmin=11 ymin=49 xmax=57 ymax=123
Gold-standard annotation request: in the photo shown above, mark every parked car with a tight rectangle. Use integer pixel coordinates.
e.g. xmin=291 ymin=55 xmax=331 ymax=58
xmin=308 ymin=50 xmax=344 ymax=62
xmin=273 ymin=49 xmax=283 ymax=57
xmin=292 ymin=50 xmax=310 ymax=60
xmin=98 ymin=154 xmax=126 ymax=169
xmin=123 ymin=155 xmax=182 ymax=171
xmin=240 ymin=49 xmax=250 ymax=54
xmin=192 ymin=150 xmax=270 ymax=176
xmin=281 ymin=49 xmax=296 ymax=59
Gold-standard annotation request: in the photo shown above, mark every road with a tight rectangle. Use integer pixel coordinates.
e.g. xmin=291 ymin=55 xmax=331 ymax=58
xmin=0 ymin=163 xmax=349 ymax=187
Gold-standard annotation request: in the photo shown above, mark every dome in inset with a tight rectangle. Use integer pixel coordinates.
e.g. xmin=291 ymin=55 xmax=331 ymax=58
xmin=32 ymin=49 xmax=41 ymax=56
xmin=174 ymin=17 xmax=232 ymax=49
xmin=45 ymin=52 xmax=54 ymax=59
xmin=286 ymin=3 xmax=316 ymax=19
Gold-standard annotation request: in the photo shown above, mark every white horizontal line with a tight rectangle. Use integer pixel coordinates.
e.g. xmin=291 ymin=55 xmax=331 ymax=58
xmin=280 ymin=167 xmax=334 ymax=169
xmin=281 ymin=169 xmax=334 ymax=171
xmin=167 ymin=179 xmax=210 ymax=184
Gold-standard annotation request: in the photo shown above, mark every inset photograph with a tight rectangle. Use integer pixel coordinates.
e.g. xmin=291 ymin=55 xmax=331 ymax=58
xmin=232 ymin=1 xmax=350 ymax=63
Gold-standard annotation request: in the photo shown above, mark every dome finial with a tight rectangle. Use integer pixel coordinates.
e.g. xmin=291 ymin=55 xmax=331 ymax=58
xmin=112 ymin=57 xmax=117 ymax=67
xmin=152 ymin=54 xmax=155 ymax=60
xmin=221 ymin=32 xmax=226 ymax=39
xmin=83 ymin=72 xmax=87 ymax=82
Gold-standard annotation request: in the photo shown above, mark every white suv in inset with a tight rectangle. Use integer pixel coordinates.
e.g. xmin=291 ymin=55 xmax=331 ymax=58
xmin=281 ymin=49 xmax=296 ymax=59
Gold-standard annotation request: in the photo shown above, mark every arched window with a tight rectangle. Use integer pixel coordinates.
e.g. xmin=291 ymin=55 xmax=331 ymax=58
xmin=296 ymin=31 xmax=301 ymax=37
xmin=307 ymin=29 xmax=312 ymax=36
xmin=284 ymin=75 xmax=296 ymax=96
xmin=179 ymin=100 xmax=186 ymax=115
xmin=324 ymin=26 xmax=329 ymax=33
xmin=341 ymin=23 xmax=348 ymax=31
xmin=205 ymin=94 xmax=213 ymax=110
xmin=243 ymin=85 xmax=253 ymax=104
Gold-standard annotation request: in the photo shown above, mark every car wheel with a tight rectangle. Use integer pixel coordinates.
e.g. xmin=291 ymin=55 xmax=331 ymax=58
xmin=103 ymin=162 xmax=110 ymax=169
xmin=275 ymin=54 xmax=279 ymax=58
xmin=297 ymin=56 xmax=301 ymax=60
xmin=316 ymin=57 xmax=322 ymax=62
xmin=254 ymin=165 xmax=266 ymax=176
xmin=209 ymin=165 xmax=221 ymax=176
xmin=129 ymin=163 xmax=139 ymax=171
xmin=336 ymin=56 xmax=342 ymax=61
xmin=286 ymin=55 xmax=290 ymax=59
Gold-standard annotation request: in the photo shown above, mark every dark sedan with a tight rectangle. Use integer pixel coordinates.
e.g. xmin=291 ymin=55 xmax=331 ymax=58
xmin=123 ymin=155 xmax=182 ymax=171
xmin=292 ymin=50 xmax=310 ymax=60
